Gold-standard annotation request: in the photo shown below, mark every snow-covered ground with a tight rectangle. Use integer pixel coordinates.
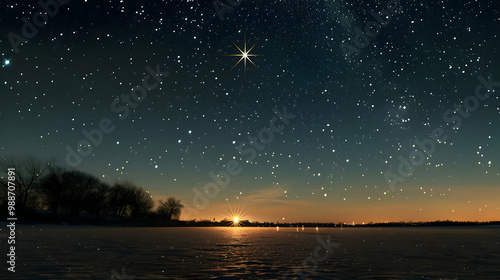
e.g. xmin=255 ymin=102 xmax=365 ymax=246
xmin=10 ymin=227 xmax=500 ymax=279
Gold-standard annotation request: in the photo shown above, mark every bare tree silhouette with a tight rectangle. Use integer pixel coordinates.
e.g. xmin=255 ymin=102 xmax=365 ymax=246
xmin=106 ymin=181 xmax=154 ymax=220
xmin=82 ymin=182 xmax=111 ymax=217
xmin=38 ymin=166 xmax=65 ymax=214
xmin=1 ymin=156 xmax=176 ymax=223
xmin=60 ymin=170 xmax=100 ymax=216
xmin=108 ymin=182 xmax=135 ymax=218
xmin=129 ymin=186 xmax=154 ymax=219
xmin=157 ymin=197 xmax=184 ymax=220
xmin=0 ymin=156 xmax=47 ymax=212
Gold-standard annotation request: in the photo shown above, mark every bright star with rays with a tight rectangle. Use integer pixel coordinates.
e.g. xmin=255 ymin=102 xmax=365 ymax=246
xmin=218 ymin=34 xmax=262 ymax=78
xmin=3 ymin=58 xmax=11 ymax=67
xmin=225 ymin=203 xmax=249 ymax=227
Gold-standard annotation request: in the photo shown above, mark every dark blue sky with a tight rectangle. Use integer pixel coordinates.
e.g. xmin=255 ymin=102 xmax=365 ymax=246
xmin=1 ymin=0 xmax=499 ymax=222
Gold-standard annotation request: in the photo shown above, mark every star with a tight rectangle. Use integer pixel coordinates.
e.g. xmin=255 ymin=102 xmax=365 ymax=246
xmin=3 ymin=59 xmax=10 ymax=67
xmin=218 ymin=34 xmax=262 ymax=78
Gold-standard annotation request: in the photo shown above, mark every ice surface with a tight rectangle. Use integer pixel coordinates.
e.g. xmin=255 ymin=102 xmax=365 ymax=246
xmin=14 ymin=226 xmax=500 ymax=279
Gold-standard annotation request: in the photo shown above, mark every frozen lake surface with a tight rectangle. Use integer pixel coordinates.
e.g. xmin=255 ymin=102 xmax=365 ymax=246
xmin=14 ymin=226 xmax=500 ymax=279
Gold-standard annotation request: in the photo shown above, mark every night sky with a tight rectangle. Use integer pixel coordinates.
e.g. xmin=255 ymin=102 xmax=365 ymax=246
xmin=1 ymin=0 xmax=499 ymax=223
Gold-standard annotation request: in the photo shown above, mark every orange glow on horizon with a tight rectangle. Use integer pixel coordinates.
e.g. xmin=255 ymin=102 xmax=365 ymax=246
xmin=167 ymin=184 xmax=500 ymax=224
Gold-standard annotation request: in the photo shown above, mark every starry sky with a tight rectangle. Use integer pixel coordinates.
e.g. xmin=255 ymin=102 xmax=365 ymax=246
xmin=1 ymin=0 xmax=499 ymax=223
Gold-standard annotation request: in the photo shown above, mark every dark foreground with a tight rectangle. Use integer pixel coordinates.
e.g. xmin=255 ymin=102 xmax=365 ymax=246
xmin=9 ymin=227 xmax=500 ymax=279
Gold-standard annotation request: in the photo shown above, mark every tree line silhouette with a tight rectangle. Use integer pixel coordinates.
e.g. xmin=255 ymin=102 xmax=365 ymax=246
xmin=0 ymin=156 xmax=184 ymax=223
